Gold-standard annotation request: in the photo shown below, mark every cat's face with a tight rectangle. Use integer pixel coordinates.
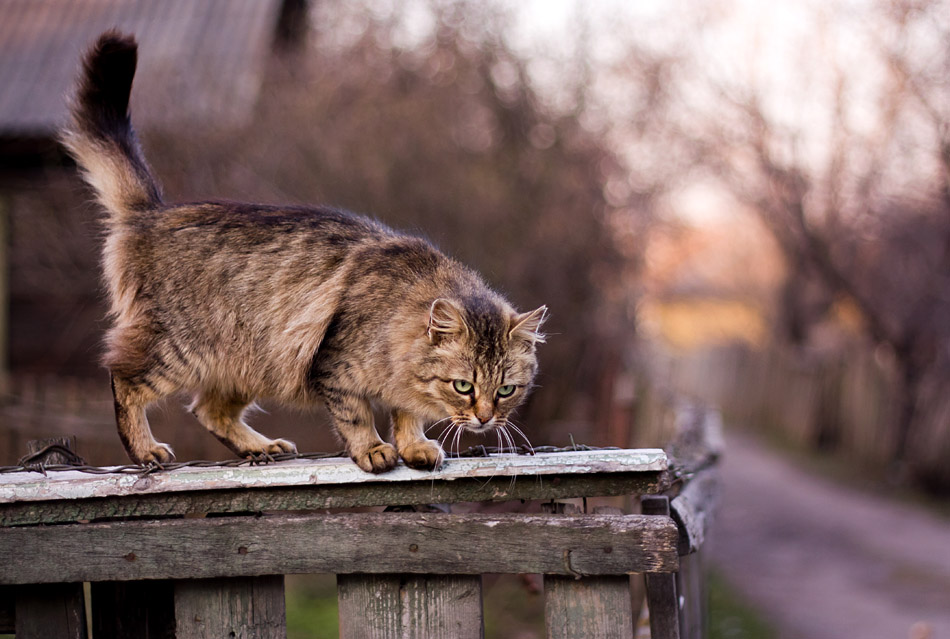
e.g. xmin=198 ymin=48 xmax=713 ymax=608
xmin=413 ymin=298 xmax=546 ymax=443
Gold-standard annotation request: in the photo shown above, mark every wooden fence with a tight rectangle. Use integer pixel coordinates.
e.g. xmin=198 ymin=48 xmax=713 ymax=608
xmin=0 ymin=443 xmax=717 ymax=638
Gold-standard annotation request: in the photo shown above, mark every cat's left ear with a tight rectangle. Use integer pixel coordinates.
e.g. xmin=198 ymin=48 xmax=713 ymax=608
xmin=509 ymin=306 xmax=548 ymax=344
xmin=427 ymin=298 xmax=468 ymax=344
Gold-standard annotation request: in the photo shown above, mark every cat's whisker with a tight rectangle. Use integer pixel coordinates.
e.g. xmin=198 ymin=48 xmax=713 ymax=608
xmin=498 ymin=423 xmax=516 ymax=454
xmin=426 ymin=416 xmax=454 ymax=436
xmin=437 ymin=419 xmax=459 ymax=450
xmin=452 ymin=419 xmax=466 ymax=456
xmin=504 ymin=419 xmax=534 ymax=452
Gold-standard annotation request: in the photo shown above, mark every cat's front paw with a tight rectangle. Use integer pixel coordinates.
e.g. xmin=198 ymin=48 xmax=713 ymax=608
xmin=399 ymin=440 xmax=445 ymax=471
xmin=353 ymin=443 xmax=399 ymax=474
xmin=129 ymin=442 xmax=176 ymax=466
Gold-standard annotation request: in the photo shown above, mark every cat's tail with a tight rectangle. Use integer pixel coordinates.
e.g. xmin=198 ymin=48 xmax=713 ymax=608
xmin=61 ymin=31 xmax=162 ymax=220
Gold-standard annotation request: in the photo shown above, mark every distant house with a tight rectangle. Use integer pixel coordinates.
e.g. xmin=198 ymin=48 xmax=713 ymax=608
xmin=0 ymin=0 xmax=305 ymax=378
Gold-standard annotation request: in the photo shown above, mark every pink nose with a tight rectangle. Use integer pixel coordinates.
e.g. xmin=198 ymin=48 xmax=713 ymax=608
xmin=476 ymin=410 xmax=493 ymax=424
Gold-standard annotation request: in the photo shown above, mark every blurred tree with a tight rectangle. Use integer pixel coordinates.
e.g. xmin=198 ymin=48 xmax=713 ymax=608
xmin=676 ymin=0 xmax=950 ymax=481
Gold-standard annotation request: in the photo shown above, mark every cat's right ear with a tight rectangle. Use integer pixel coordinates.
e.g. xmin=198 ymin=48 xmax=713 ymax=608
xmin=427 ymin=298 xmax=467 ymax=344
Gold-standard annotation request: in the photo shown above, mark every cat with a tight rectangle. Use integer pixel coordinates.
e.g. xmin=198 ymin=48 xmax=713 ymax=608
xmin=61 ymin=31 xmax=547 ymax=473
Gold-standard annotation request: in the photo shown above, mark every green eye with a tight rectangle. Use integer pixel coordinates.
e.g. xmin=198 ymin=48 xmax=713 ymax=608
xmin=497 ymin=384 xmax=516 ymax=398
xmin=453 ymin=380 xmax=474 ymax=394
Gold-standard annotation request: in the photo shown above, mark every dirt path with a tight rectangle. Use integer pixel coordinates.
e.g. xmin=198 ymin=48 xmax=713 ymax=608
xmin=710 ymin=432 xmax=950 ymax=639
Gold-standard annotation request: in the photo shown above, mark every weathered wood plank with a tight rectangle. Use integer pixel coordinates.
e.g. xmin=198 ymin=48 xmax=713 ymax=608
xmin=91 ymin=580 xmax=175 ymax=639
xmin=0 ymin=512 xmax=679 ymax=584
xmin=642 ymin=496 xmax=681 ymax=639
xmin=0 ymin=449 xmax=668 ymax=503
xmin=676 ymin=551 xmax=705 ymax=639
xmin=0 ymin=470 xmax=669 ymax=527
xmin=174 ymin=576 xmax=286 ymax=639
xmin=338 ymin=574 xmax=483 ymax=639
xmin=670 ymin=467 xmax=718 ymax=555
xmin=544 ymin=575 xmax=634 ymax=639
xmin=15 ymin=583 xmax=87 ymax=639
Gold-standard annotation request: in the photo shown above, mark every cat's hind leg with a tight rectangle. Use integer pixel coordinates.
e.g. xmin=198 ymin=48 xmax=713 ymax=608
xmin=392 ymin=409 xmax=444 ymax=471
xmin=111 ymin=374 xmax=176 ymax=464
xmin=190 ymin=391 xmax=297 ymax=459
xmin=321 ymin=388 xmax=397 ymax=473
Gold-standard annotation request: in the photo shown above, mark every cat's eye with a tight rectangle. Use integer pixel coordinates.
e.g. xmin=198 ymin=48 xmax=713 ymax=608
xmin=497 ymin=385 xmax=516 ymax=398
xmin=453 ymin=380 xmax=474 ymax=394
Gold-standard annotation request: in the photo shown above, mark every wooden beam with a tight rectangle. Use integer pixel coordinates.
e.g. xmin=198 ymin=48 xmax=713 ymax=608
xmin=338 ymin=574 xmax=483 ymax=639
xmin=0 ymin=449 xmax=668 ymax=504
xmin=0 ymin=512 xmax=678 ymax=585
xmin=670 ymin=467 xmax=718 ymax=556
xmin=0 ymin=470 xmax=669 ymax=527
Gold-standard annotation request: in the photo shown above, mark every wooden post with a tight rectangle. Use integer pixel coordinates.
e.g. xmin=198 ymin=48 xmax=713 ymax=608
xmin=544 ymin=575 xmax=635 ymax=639
xmin=15 ymin=583 xmax=87 ymax=639
xmin=642 ymin=496 xmax=680 ymax=639
xmin=543 ymin=505 xmax=635 ymax=639
xmin=675 ymin=551 xmax=705 ymax=639
xmin=337 ymin=574 xmax=484 ymax=639
xmin=91 ymin=580 xmax=175 ymax=639
xmin=173 ymin=575 xmax=286 ymax=639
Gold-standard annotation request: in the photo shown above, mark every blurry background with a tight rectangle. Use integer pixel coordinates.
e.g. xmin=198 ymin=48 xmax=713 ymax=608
xmin=0 ymin=0 xmax=948 ymax=637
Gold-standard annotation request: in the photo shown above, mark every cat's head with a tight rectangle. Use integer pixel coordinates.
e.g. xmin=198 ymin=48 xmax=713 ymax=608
xmin=413 ymin=296 xmax=547 ymax=441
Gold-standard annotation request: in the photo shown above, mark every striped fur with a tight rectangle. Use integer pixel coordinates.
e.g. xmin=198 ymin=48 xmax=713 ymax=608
xmin=62 ymin=31 xmax=546 ymax=473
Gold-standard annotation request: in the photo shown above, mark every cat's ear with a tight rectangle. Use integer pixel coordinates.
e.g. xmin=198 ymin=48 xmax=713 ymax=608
xmin=427 ymin=298 xmax=467 ymax=344
xmin=509 ymin=305 xmax=548 ymax=344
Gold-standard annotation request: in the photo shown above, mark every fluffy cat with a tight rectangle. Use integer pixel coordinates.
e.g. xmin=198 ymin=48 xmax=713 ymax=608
xmin=61 ymin=31 xmax=546 ymax=473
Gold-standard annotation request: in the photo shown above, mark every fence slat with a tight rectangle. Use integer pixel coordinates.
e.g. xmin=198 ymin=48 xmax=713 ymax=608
xmin=0 ymin=512 xmax=678 ymax=584
xmin=14 ymin=583 xmax=87 ymax=639
xmin=91 ymin=580 xmax=175 ymax=639
xmin=676 ymin=550 xmax=706 ymax=639
xmin=174 ymin=576 xmax=286 ymax=639
xmin=544 ymin=575 xmax=634 ymax=639
xmin=338 ymin=574 xmax=483 ymax=639
xmin=642 ymin=496 xmax=681 ymax=639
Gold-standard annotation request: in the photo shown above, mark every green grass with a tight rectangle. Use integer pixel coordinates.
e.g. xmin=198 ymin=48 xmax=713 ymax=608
xmin=285 ymin=574 xmax=339 ymax=639
xmin=709 ymin=570 xmax=777 ymax=639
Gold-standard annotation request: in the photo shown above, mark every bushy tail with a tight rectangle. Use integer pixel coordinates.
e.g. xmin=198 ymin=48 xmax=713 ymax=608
xmin=61 ymin=31 xmax=162 ymax=220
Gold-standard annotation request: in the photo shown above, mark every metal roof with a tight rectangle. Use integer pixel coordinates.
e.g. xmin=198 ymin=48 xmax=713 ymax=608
xmin=0 ymin=0 xmax=286 ymax=135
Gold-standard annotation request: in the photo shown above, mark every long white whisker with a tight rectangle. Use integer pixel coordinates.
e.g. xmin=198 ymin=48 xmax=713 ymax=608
xmin=504 ymin=420 xmax=534 ymax=451
xmin=426 ymin=416 xmax=454 ymax=436
xmin=452 ymin=419 xmax=465 ymax=456
xmin=499 ymin=423 xmax=516 ymax=454
xmin=438 ymin=420 xmax=458 ymax=451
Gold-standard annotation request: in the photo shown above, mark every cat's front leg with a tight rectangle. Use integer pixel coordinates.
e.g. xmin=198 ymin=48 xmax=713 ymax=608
xmin=323 ymin=388 xmax=397 ymax=473
xmin=392 ymin=409 xmax=445 ymax=471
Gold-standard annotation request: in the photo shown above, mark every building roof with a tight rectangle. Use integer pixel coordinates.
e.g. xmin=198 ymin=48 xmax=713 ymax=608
xmin=0 ymin=0 xmax=286 ymax=136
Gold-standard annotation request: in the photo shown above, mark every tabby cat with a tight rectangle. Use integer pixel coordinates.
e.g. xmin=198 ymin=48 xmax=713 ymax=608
xmin=62 ymin=31 xmax=546 ymax=473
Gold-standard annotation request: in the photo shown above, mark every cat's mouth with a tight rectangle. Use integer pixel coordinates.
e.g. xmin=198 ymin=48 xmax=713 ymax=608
xmin=464 ymin=420 xmax=497 ymax=434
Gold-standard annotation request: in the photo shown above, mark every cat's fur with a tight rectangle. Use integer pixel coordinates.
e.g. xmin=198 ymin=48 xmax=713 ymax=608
xmin=61 ymin=31 xmax=546 ymax=473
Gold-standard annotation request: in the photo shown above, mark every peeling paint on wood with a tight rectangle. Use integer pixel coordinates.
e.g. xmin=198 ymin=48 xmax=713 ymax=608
xmin=0 ymin=449 xmax=667 ymax=504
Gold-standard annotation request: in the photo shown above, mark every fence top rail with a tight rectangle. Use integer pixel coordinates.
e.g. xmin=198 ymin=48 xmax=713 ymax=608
xmin=0 ymin=448 xmax=667 ymax=505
